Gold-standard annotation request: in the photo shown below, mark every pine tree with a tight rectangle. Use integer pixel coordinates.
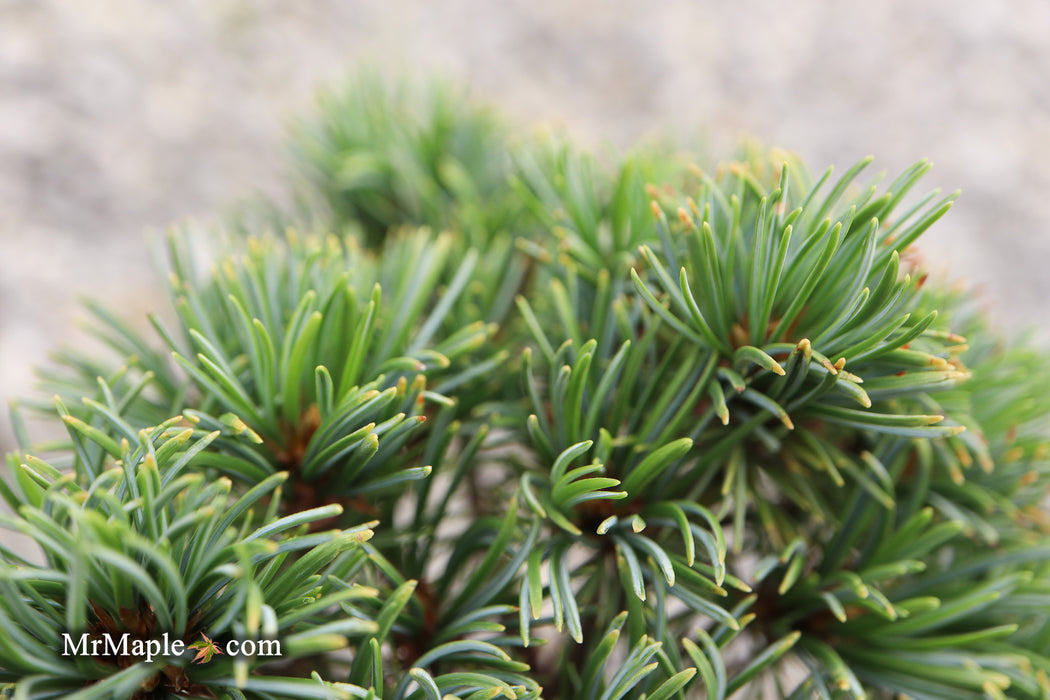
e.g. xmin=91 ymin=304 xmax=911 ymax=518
xmin=3 ymin=75 xmax=1049 ymax=700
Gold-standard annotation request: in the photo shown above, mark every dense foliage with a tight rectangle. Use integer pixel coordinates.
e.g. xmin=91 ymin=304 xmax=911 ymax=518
xmin=3 ymin=75 xmax=1049 ymax=700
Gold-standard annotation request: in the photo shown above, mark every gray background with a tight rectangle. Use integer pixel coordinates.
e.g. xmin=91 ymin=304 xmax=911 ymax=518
xmin=2 ymin=1 xmax=1049 ymax=454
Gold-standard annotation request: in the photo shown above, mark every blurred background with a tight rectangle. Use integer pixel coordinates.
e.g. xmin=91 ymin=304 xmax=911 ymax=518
xmin=2 ymin=0 xmax=1050 ymax=454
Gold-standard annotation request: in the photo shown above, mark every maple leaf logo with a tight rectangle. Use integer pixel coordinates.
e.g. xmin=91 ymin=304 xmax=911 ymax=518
xmin=188 ymin=633 xmax=224 ymax=664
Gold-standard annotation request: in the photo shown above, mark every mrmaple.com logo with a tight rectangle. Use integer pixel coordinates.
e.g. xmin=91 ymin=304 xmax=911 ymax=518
xmin=60 ymin=632 xmax=281 ymax=664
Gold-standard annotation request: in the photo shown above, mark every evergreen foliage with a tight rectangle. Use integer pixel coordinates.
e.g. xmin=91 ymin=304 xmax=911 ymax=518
xmin=3 ymin=75 xmax=1049 ymax=700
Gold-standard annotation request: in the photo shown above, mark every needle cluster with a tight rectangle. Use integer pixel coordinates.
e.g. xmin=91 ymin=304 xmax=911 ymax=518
xmin=3 ymin=75 xmax=1049 ymax=700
